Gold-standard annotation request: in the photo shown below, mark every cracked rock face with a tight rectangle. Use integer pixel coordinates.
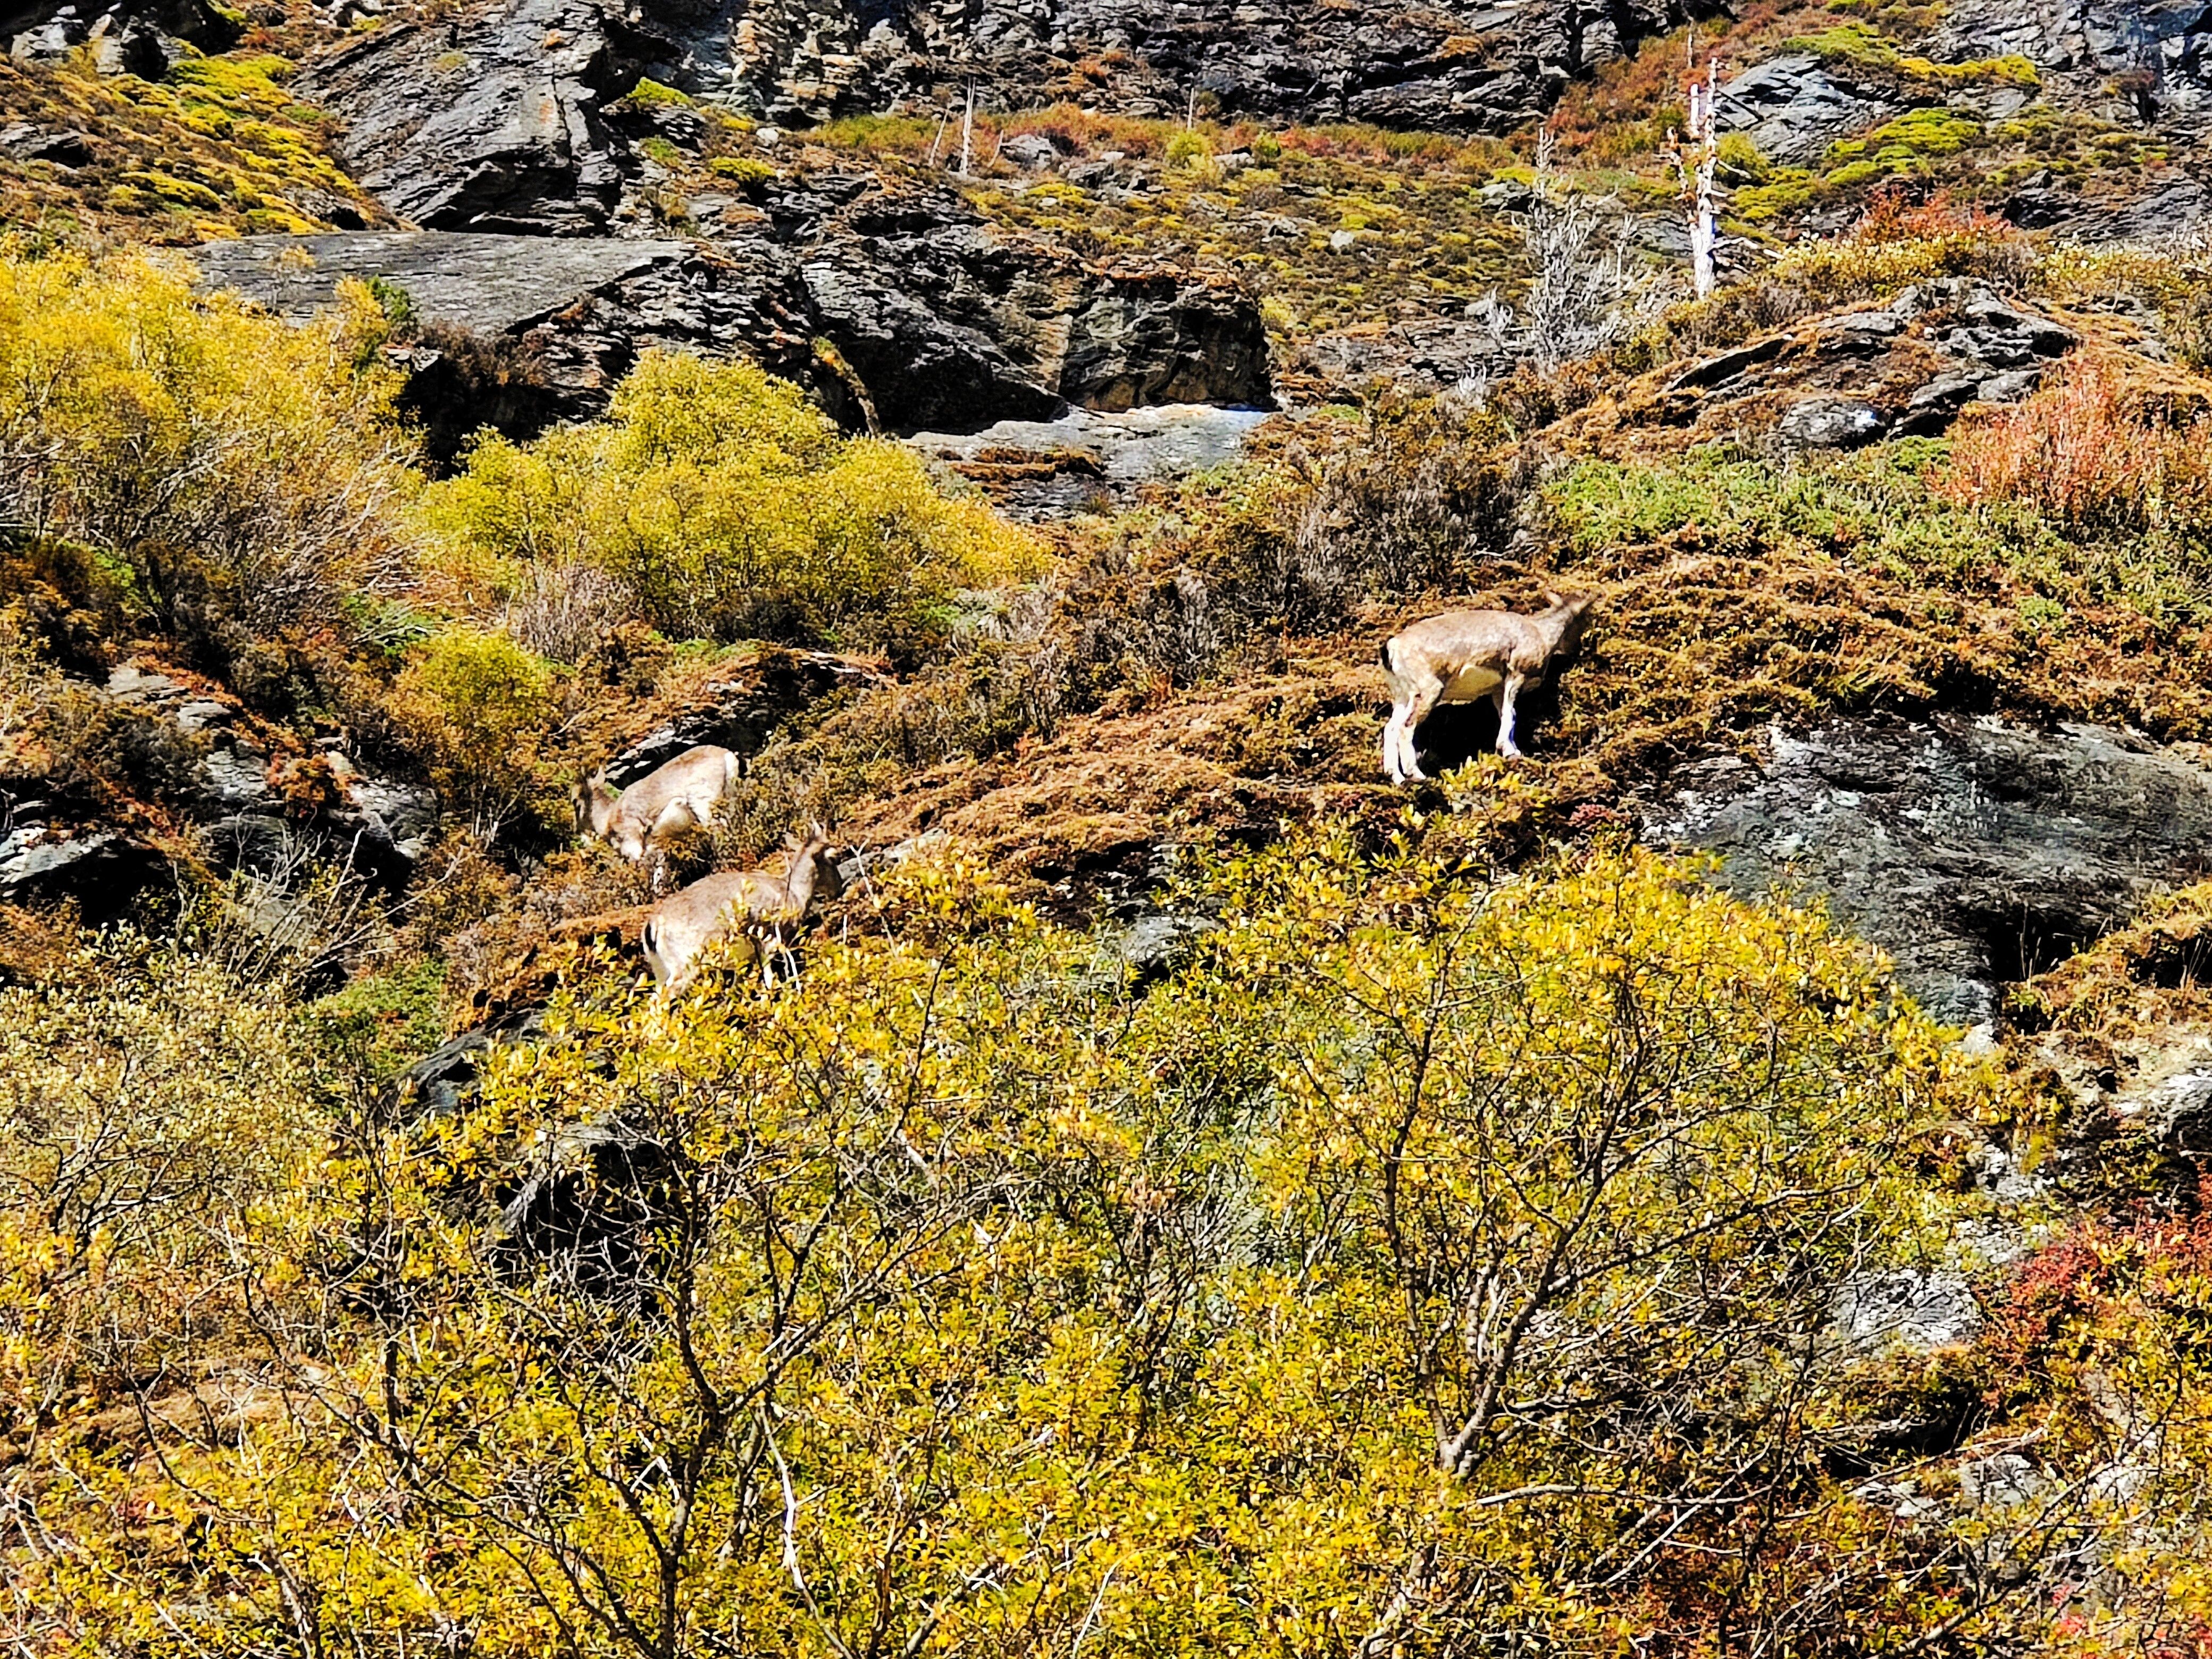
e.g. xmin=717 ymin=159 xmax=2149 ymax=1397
xmin=1645 ymin=715 xmax=2212 ymax=1030
xmin=317 ymin=0 xmax=1713 ymax=139
xmin=194 ymin=206 xmax=1271 ymax=442
xmin=296 ymin=0 xmax=636 ymax=235
xmin=293 ymin=0 xmax=1709 ymax=235
xmin=1648 ymin=279 xmax=2080 ymax=449
xmin=1926 ymin=0 xmax=2212 ymax=108
xmin=1715 ymin=53 xmax=1903 ymax=168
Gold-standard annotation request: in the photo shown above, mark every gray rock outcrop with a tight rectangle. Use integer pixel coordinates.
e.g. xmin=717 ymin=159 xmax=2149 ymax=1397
xmin=191 ymin=231 xmax=817 ymax=451
xmin=908 ymin=401 xmax=1271 ymax=519
xmin=0 ymin=823 xmax=165 ymax=919
xmin=1715 ymin=53 xmax=1901 ymax=167
xmin=296 ymin=0 xmax=632 ymax=235
xmin=1924 ymin=0 xmax=2212 ymax=112
xmin=295 ymin=0 xmax=1714 ymax=197
xmin=1647 ymin=715 xmax=2212 ymax=1030
xmin=1646 ymin=279 xmax=2080 ymax=447
xmin=194 ymin=207 xmax=1271 ymax=440
xmin=6 ymin=0 xmax=234 ymax=68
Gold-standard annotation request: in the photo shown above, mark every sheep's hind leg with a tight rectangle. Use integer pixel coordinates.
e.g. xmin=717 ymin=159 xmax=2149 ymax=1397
xmin=1381 ymin=705 xmax=1408 ymax=783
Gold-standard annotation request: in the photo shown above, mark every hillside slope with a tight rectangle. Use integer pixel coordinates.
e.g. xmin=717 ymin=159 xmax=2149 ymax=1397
xmin=8 ymin=0 xmax=2212 ymax=1649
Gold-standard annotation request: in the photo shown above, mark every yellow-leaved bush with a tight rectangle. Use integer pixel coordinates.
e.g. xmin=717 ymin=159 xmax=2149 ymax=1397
xmin=0 ymin=243 xmax=412 ymax=641
xmin=417 ymin=351 xmax=1039 ymax=658
xmin=0 ymin=936 xmax=326 ymax=1475
xmin=386 ymin=622 xmax=564 ymax=820
xmin=1 ymin=832 xmax=2016 ymax=1656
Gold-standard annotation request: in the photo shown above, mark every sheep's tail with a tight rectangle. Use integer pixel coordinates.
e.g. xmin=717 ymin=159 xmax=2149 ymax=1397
xmin=1377 ymin=636 xmax=1393 ymax=674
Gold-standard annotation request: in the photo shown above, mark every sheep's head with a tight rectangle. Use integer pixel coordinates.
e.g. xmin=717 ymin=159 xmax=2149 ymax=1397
xmin=1543 ymin=591 xmax=1598 ymax=649
xmin=573 ymin=770 xmax=615 ymax=836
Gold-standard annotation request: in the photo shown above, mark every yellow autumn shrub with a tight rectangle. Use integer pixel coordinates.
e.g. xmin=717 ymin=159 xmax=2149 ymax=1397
xmin=387 ymin=622 xmax=563 ymax=823
xmin=417 ymin=351 xmax=1039 ymax=658
xmin=0 ymin=934 xmax=325 ymax=1442
xmin=11 ymin=833 xmax=2005 ymax=1655
xmin=0 ymin=243 xmax=412 ymax=642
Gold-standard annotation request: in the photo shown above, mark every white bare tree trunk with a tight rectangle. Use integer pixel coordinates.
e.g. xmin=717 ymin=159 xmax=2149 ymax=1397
xmin=1671 ymin=60 xmax=1722 ymax=299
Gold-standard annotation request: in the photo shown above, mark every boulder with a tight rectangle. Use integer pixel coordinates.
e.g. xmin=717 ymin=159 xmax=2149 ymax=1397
xmin=383 ymin=1006 xmax=544 ymax=1121
xmin=1099 ymin=912 xmax=1220 ymax=990
xmin=0 ymin=823 xmax=167 ymax=920
xmin=490 ymin=1117 xmax=674 ymax=1297
xmin=190 ymin=230 xmax=817 ymax=454
xmin=1644 ymin=279 xmax=2078 ymax=448
xmin=1832 ymin=1268 xmax=1981 ymax=1355
xmin=2006 ymin=174 xmax=2212 ymax=243
xmin=908 ymin=401 xmax=1272 ymax=520
xmin=1715 ymin=54 xmax=1900 ymax=168
xmin=601 ymin=648 xmax=889 ymax=786
xmin=6 ymin=0 xmax=233 ymax=64
xmin=1059 ymin=272 xmax=1273 ymax=412
xmin=802 ymin=256 xmax=1067 ymax=433
xmin=1646 ymin=715 xmax=2212 ymax=1030
xmin=328 ymin=755 xmax=439 ymax=881
xmin=1777 ymin=396 xmax=1887 ymax=448
xmin=1001 ymin=132 xmax=1060 ymax=171
xmin=0 ymin=123 xmax=93 ymax=165
xmin=777 ymin=180 xmax=1275 ymax=429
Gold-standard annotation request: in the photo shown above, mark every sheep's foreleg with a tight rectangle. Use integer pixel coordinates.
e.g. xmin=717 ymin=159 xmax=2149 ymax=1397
xmin=1494 ymin=674 xmax=1528 ymax=759
xmin=1400 ymin=681 xmax=1442 ymax=781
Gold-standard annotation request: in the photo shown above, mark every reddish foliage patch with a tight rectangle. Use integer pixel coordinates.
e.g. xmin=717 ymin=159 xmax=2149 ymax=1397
xmin=1940 ymin=357 xmax=2212 ymax=530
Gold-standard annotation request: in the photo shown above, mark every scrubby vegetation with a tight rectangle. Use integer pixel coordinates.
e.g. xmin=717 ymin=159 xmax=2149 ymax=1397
xmin=2 ymin=827 xmax=2028 ymax=1653
xmin=11 ymin=15 xmax=2212 ymax=1639
xmin=418 ymin=354 xmax=1038 ymax=661
xmin=0 ymin=49 xmax=385 ymax=241
xmin=0 ymin=248 xmax=412 ymax=649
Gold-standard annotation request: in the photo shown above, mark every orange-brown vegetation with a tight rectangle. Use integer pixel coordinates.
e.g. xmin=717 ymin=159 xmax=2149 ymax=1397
xmin=1941 ymin=357 xmax=2212 ymax=530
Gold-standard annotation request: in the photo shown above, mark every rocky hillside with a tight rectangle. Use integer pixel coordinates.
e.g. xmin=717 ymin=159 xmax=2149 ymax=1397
xmin=8 ymin=0 xmax=2212 ymax=1649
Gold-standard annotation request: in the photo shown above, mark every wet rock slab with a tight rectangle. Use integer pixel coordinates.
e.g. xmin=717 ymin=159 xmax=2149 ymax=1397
xmin=909 ymin=403 xmax=1272 ymax=518
xmin=1646 ymin=715 xmax=2212 ymax=1029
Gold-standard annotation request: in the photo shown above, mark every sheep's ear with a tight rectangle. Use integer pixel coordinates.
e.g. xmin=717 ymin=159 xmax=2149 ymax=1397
xmin=1543 ymin=590 xmax=1565 ymax=608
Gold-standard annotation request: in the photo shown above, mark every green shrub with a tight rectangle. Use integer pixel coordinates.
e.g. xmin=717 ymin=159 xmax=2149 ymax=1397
xmin=624 ymin=76 xmax=692 ymax=107
xmin=706 ymin=155 xmax=775 ymax=187
xmin=306 ymin=957 xmax=450 ymax=1086
xmin=1165 ymin=128 xmax=1213 ymax=171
